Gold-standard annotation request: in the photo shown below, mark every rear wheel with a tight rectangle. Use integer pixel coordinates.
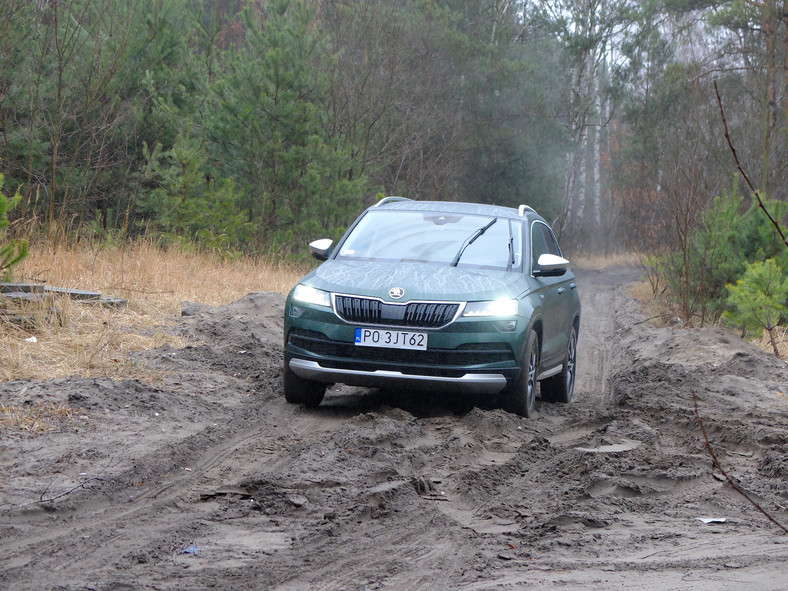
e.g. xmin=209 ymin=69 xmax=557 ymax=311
xmin=501 ymin=330 xmax=538 ymax=417
xmin=541 ymin=325 xmax=577 ymax=404
xmin=283 ymin=358 xmax=326 ymax=407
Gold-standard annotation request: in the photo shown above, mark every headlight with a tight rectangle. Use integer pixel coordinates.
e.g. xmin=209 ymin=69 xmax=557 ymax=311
xmin=462 ymin=299 xmax=518 ymax=317
xmin=292 ymin=284 xmax=331 ymax=308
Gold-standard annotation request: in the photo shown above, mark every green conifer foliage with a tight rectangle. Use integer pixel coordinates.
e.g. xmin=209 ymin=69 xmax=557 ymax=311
xmin=0 ymin=174 xmax=29 ymax=280
xmin=725 ymin=258 xmax=788 ymax=357
xmin=208 ymin=0 xmax=365 ymax=255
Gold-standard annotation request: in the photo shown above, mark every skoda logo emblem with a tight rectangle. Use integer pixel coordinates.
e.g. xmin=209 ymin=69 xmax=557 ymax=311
xmin=389 ymin=287 xmax=405 ymax=300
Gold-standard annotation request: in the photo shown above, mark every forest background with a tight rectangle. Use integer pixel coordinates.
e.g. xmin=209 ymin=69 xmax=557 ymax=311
xmin=2 ymin=0 xmax=788 ymax=328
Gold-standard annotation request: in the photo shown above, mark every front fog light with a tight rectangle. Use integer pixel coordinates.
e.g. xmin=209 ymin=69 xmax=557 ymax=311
xmin=493 ymin=319 xmax=517 ymax=332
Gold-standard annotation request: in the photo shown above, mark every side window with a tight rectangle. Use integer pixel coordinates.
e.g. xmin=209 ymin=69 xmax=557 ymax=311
xmin=531 ymin=222 xmax=548 ymax=270
xmin=542 ymin=224 xmax=562 ymax=257
xmin=531 ymin=222 xmax=562 ymax=271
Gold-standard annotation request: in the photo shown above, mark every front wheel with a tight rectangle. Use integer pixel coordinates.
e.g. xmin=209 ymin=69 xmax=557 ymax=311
xmin=500 ymin=330 xmax=539 ymax=417
xmin=541 ymin=325 xmax=577 ymax=404
xmin=283 ymin=357 xmax=326 ymax=407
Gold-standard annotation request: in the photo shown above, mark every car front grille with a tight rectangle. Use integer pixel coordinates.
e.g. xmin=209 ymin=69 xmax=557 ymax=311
xmin=334 ymin=295 xmax=460 ymax=329
xmin=287 ymin=329 xmax=515 ymax=375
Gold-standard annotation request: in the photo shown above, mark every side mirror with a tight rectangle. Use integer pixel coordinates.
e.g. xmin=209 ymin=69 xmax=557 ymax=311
xmin=534 ymin=253 xmax=569 ymax=277
xmin=309 ymin=238 xmax=333 ymax=261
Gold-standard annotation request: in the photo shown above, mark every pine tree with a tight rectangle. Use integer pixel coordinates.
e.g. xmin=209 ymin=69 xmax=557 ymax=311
xmin=0 ymin=174 xmax=29 ymax=280
xmin=725 ymin=258 xmax=788 ymax=357
xmin=208 ymin=0 xmax=365 ymax=254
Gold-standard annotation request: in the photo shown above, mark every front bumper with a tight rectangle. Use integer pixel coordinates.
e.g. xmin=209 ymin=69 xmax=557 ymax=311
xmin=284 ymin=293 xmax=525 ymax=394
xmin=284 ymin=325 xmax=520 ymax=394
xmin=288 ymin=357 xmax=508 ymax=393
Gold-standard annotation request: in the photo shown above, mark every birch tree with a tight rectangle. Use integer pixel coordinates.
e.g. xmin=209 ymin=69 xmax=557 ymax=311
xmin=526 ymin=0 xmax=628 ymax=249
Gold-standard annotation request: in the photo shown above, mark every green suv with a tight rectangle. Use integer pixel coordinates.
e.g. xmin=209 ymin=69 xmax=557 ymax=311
xmin=283 ymin=198 xmax=580 ymax=417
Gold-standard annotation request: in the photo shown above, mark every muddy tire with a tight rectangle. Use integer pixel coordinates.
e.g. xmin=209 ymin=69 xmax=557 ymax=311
xmin=541 ymin=325 xmax=577 ymax=404
xmin=283 ymin=358 xmax=326 ymax=407
xmin=501 ymin=330 xmax=538 ymax=417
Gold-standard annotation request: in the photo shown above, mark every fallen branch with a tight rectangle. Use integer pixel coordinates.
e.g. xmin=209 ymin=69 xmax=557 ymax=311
xmin=633 ymin=313 xmax=674 ymax=326
xmin=37 ymin=476 xmax=108 ymax=506
xmin=16 ymin=459 xmax=118 ymax=508
xmin=105 ymin=284 xmax=174 ymax=295
xmin=692 ymin=390 xmax=788 ymax=534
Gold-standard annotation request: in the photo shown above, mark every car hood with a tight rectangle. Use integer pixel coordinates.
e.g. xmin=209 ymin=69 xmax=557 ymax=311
xmin=303 ymin=260 xmax=525 ymax=302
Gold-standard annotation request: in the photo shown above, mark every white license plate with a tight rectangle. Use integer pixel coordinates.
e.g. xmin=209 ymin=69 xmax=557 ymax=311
xmin=355 ymin=328 xmax=428 ymax=350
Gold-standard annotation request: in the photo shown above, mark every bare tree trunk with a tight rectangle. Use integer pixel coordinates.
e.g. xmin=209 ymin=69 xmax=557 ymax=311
xmin=783 ymin=0 xmax=788 ymax=156
xmin=768 ymin=326 xmax=780 ymax=357
xmin=761 ymin=0 xmax=777 ymax=194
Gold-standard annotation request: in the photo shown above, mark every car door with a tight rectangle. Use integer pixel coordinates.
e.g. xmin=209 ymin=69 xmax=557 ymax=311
xmin=530 ymin=221 xmax=575 ymax=368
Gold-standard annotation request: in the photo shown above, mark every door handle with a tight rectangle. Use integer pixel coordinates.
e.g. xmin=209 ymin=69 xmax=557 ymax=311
xmin=557 ymin=287 xmax=565 ymax=294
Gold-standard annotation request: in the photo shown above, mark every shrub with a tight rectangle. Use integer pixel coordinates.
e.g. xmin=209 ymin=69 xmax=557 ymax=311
xmin=652 ymin=176 xmax=787 ymax=325
xmin=724 ymin=258 xmax=788 ymax=357
xmin=0 ymin=174 xmax=29 ymax=280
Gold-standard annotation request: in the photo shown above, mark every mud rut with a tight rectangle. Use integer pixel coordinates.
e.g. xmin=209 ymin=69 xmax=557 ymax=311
xmin=1 ymin=268 xmax=787 ymax=590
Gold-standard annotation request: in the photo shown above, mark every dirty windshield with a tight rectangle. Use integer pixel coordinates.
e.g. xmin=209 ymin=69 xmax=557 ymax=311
xmin=336 ymin=210 xmax=522 ymax=271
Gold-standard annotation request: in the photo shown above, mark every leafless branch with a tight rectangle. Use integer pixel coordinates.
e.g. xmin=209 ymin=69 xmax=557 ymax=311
xmin=692 ymin=390 xmax=788 ymax=534
xmin=633 ymin=313 xmax=674 ymax=326
xmin=714 ymin=80 xmax=788 ymax=249
xmin=16 ymin=458 xmax=118 ymax=508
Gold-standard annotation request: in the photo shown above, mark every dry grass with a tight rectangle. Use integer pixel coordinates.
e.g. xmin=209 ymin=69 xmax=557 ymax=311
xmin=626 ymin=279 xmax=678 ymax=327
xmin=0 ymin=401 xmax=89 ymax=434
xmin=1 ymin=240 xmax=309 ymax=382
xmin=571 ymin=252 xmax=641 ymax=270
xmin=752 ymin=326 xmax=788 ymax=359
xmin=17 ymin=240 xmax=306 ymax=312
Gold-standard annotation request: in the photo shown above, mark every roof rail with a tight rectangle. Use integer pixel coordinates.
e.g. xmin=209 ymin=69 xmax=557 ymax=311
xmin=518 ymin=204 xmax=536 ymax=217
xmin=375 ymin=196 xmax=413 ymax=207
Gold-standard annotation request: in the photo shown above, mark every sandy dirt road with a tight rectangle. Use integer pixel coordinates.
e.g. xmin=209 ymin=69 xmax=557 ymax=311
xmin=1 ymin=266 xmax=787 ymax=590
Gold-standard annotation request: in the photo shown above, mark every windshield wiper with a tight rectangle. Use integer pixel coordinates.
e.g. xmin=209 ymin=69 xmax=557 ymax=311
xmin=507 ymin=220 xmax=515 ymax=271
xmin=451 ymin=218 xmax=497 ymax=267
